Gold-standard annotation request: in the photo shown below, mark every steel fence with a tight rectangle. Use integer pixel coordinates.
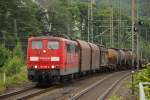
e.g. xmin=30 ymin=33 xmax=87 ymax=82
xmin=139 ymin=82 xmax=150 ymax=100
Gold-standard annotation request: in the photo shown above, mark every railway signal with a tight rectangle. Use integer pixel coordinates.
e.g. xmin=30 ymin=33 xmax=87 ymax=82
xmin=135 ymin=20 xmax=144 ymax=70
xmin=132 ymin=0 xmax=144 ymax=70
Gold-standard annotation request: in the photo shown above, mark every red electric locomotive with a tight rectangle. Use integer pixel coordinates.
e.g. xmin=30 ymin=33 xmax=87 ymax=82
xmin=27 ymin=36 xmax=79 ymax=82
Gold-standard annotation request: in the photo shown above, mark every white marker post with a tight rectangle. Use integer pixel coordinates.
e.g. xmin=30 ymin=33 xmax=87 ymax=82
xmin=131 ymin=70 xmax=135 ymax=94
xmin=3 ymin=72 xmax=6 ymax=84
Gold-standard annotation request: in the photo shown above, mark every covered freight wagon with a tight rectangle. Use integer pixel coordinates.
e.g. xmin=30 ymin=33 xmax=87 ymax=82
xmin=89 ymin=43 xmax=100 ymax=71
xmin=99 ymin=45 xmax=108 ymax=70
xmin=76 ymin=40 xmax=91 ymax=73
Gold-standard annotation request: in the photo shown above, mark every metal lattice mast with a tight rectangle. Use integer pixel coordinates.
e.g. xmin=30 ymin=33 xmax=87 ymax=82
xmin=111 ymin=5 xmax=114 ymax=47
xmin=88 ymin=0 xmax=90 ymax=42
xmin=91 ymin=0 xmax=93 ymax=43
xmin=136 ymin=0 xmax=140 ymax=70
xmin=131 ymin=0 xmax=135 ymax=69
xmin=119 ymin=0 xmax=121 ymax=48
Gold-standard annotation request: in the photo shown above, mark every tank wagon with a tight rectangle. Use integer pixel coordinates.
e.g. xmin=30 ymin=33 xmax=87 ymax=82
xmin=27 ymin=36 xmax=137 ymax=83
xmin=124 ymin=50 xmax=137 ymax=68
xmin=117 ymin=49 xmax=126 ymax=69
xmin=107 ymin=48 xmax=119 ymax=70
xmin=125 ymin=50 xmax=132 ymax=67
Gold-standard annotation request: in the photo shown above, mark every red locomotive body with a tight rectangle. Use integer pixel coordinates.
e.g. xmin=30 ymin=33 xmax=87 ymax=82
xmin=27 ymin=36 xmax=79 ymax=82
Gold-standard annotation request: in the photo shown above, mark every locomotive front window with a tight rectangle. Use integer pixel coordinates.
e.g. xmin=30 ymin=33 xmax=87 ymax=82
xmin=32 ymin=41 xmax=42 ymax=49
xmin=47 ymin=41 xmax=59 ymax=50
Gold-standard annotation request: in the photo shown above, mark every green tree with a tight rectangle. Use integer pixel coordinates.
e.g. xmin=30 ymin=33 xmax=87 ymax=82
xmin=0 ymin=0 xmax=44 ymax=49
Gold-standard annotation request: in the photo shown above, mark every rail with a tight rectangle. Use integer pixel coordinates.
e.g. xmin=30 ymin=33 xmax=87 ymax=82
xmin=139 ymin=82 xmax=150 ymax=100
xmin=68 ymin=71 xmax=129 ymax=100
xmin=0 ymin=85 xmax=35 ymax=99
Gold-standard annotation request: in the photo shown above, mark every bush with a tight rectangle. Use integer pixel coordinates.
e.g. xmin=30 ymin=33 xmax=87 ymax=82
xmin=4 ymin=56 xmax=23 ymax=76
xmin=0 ymin=45 xmax=10 ymax=67
xmin=6 ymin=67 xmax=27 ymax=86
xmin=0 ymin=67 xmax=28 ymax=93
xmin=0 ymin=42 xmax=27 ymax=93
xmin=131 ymin=65 xmax=150 ymax=97
xmin=144 ymin=86 xmax=150 ymax=98
xmin=13 ymin=42 xmax=24 ymax=59
xmin=0 ymin=73 xmax=6 ymax=94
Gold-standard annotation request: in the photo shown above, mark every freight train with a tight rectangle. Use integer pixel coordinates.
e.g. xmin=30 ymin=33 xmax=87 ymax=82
xmin=27 ymin=36 xmax=137 ymax=83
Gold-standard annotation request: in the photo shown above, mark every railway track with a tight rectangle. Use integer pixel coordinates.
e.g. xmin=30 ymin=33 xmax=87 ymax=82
xmin=69 ymin=71 xmax=130 ymax=100
xmin=16 ymin=86 xmax=59 ymax=100
xmin=0 ymin=84 xmax=60 ymax=100
xmin=0 ymin=71 xmax=130 ymax=100
xmin=0 ymin=85 xmax=35 ymax=99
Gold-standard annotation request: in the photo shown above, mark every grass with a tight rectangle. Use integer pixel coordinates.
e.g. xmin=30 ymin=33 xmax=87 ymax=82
xmin=129 ymin=64 xmax=150 ymax=99
xmin=0 ymin=73 xmax=6 ymax=93
xmin=108 ymin=95 xmax=123 ymax=100
xmin=144 ymin=86 xmax=150 ymax=98
xmin=0 ymin=66 xmax=28 ymax=94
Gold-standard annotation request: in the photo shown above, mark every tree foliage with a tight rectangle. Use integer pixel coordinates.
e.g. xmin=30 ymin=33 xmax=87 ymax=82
xmin=0 ymin=0 xmax=149 ymax=60
xmin=0 ymin=0 xmax=44 ymax=49
xmin=4 ymin=56 xmax=23 ymax=76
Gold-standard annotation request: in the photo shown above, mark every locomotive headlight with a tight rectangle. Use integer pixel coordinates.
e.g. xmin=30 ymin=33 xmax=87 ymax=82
xmin=43 ymin=50 xmax=46 ymax=53
xmin=30 ymin=57 xmax=39 ymax=61
xmin=51 ymin=65 xmax=55 ymax=69
xmin=34 ymin=65 xmax=38 ymax=69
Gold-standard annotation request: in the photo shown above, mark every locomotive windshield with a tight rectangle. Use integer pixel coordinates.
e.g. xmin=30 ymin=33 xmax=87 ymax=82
xmin=32 ymin=41 xmax=42 ymax=49
xmin=47 ymin=41 xmax=59 ymax=50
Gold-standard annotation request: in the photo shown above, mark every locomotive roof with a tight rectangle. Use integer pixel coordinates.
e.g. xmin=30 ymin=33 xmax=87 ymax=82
xmin=28 ymin=36 xmax=77 ymax=44
xmin=29 ymin=36 xmax=64 ymax=39
xmin=28 ymin=36 xmax=74 ymax=42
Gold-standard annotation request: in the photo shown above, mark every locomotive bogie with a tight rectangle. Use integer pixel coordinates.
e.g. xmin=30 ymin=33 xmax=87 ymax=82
xmin=28 ymin=69 xmax=60 ymax=82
